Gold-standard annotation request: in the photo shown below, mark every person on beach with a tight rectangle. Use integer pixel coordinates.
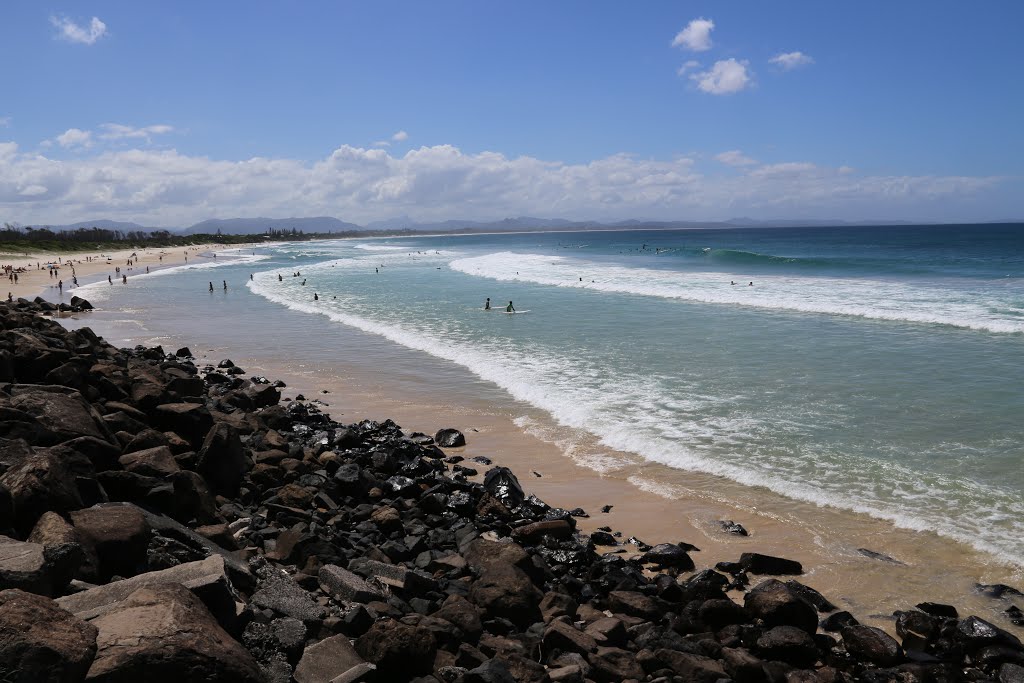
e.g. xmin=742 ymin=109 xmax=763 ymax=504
xmin=485 ymin=298 xmax=491 ymax=310
xmin=108 ymin=276 xmax=112 ymax=285
xmin=209 ymin=282 xmax=214 ymax=292
xmin=122 ymin=275 xmax=127 ymax=285
xmin=6 ymin=293 xmax=11 ymax=302
xmin=58 ymin=280 xmax=63 ymax=293
xmin=506 ymin=300 xmax=515 ymax=312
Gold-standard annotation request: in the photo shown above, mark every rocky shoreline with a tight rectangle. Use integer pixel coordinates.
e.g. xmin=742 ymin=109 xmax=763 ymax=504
xmin=1 ymin=297 xmax=1023 ymax=683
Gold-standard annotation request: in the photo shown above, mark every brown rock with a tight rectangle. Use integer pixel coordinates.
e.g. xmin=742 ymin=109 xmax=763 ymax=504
xmin=152 ymin=402 xmax=213 ymax=449
xmin=293 ymin=633 xmax=371 ymax=683
xmin=431 ymin=594 xmax=484 ymax=641
xmin=512 ymin=518 xmax=574 ymax=544
xmin=86 ymin=583 xmax=260 ymax=681
xmin=370 ymin=505 xmax=403 ymax=533
xmin=194 ymin=422 xmax=249 ymax=497
xmin=841 ymin=625 xmax=904 ymax=666
xmin=744 ymin=579 xmax=818 ymax=634
xmin=117 ymin=446 xmax=180 ymax=477
xmin=1 ymin=454 xmax=83 ymax=535
xmin=588 ymin=646 xmax=646 ymax=683
xmin=276 ymin=483 xmax=314 ymax=509
xmin=0 ymin=589 xmax=98 ymax=683
xmin=544 ymin=619 xmax=599 ymax=655
xmin=70 ymin=504 xmax=150 ymax=582
xmin=355 ymin=618 xmax=437 ymax=679
xmin=469 ymin=564 xmax=543 ymax=628
xmin=607 ymin=590 xmax=663 ymax=621
xmin=10 ymin=390 xmax=113 ymax=446
xmin=656 ymin=649 xmax=728 ymax=683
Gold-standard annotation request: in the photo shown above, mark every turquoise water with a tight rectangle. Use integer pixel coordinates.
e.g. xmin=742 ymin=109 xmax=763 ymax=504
xmin=77 ymin=224 xmax=1024 ymax=565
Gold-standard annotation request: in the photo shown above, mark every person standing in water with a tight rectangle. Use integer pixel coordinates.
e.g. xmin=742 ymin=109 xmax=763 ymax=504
xmin=484 ymin=298 xmax=491 ymax=310
xmin=223 ymin=280 xmax=227 ymax=290
xmin=209 ymin=282 xmax=214 ymax=292
xmin=506 ymin=300 xmax=515 ymax=313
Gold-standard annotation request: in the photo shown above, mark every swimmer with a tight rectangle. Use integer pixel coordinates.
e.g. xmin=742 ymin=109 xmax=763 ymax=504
xmin=484 ymin=298 xmax=491 ymax=310
xmin=278 ymin=274 xmax=283 ymax=281
xmin=314 ymin=293 xmax=319 ymax=301
xmin=748 ymin=282 xmax=753 ymax=286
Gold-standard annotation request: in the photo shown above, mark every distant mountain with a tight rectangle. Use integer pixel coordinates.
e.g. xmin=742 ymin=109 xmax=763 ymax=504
xmin=182 ymin=216 xmax=364 ymax=235
xmin=51 ymin=219 xmax=150 ymax=232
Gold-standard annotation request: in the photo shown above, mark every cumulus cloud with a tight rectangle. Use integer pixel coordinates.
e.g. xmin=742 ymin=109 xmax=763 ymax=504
xmin=55 ymin=128 xmax=93 ymax=149
xmin=98 ymin=123 xmax=175 ymax=141
xmin=672 ymin=18 xmax=714 ymax=52
xmin=769 ymin=51 xmax=814 ymax=70
xmin=0 ymin=141 xmax=1002 ymax=226
xmin=51 ymin=15 xmax=108 ymax=45
xmin=691 ymin=59 xmax=751 ymax=94
xmin=391 ymin=130 xmax=409 ymax=142
xmin=716 ymin=150 xmax=757 ymax=167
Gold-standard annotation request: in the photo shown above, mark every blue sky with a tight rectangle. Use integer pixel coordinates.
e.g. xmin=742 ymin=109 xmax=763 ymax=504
xmin=1 ymin=2 xmax=1022 ymax=227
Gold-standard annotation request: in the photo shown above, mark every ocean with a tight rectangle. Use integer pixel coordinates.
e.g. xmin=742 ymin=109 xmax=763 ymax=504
xmin=72 ymin=223 xmax=1024 ymax=574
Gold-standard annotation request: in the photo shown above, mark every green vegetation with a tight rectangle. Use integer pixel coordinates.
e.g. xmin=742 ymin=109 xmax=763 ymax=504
xmin=0 ymin=224 xmax=403 ymax=254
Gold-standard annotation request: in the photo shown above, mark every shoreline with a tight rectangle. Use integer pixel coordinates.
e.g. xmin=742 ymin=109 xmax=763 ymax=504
xmin=3 ymin=242 xmax=249 ymax=302
xmin=58 ymin=291 xmax=1024 ymax=636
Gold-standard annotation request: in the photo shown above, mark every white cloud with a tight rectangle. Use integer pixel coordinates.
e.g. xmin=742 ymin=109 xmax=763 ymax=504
xmin=676 ymin=60 xmax=700 ymax=76
xmin=372 ymin=141 xmax=391 ymax=148
xmin=391 ymin=130 xmax=409 ymax=142
xmin=98 ymin=123 xmax=174 ymax=141
xmin=716 ymin=150 xmax=757 ymax=167
xmin=55 ymin=128 xmax=93 ymax=149
xmin=0 ymin=141 xmax=1004 ymax=225
xmin=50 ymin=16 xmax=108 ymax=45
xmin=672 ymin=18 xmax=714 ymax=52
xmin=691 ymin=59 xmax=751 ymax=95
xmin=769 ymin=51 xmax=814 ymax=70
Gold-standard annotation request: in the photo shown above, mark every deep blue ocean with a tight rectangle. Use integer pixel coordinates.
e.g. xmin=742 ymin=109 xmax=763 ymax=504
xmin=77 ymin=223 xmax=1024 ymax=566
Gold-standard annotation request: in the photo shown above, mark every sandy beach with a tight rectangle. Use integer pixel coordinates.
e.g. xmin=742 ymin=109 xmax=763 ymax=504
xmin=1 ymin=243 xmax=239 ymax=303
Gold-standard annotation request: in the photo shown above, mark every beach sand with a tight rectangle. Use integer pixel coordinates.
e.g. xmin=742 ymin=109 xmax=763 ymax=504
xmin=44 ymin=250 xmax=1024 ymax=636
xmin=1 ymin=243 xmax=237 ymax=303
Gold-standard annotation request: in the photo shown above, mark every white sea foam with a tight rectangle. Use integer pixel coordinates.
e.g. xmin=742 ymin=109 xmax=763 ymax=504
xmin=450 ymin=252 xmax=1024 ymax=333
xmin=248 ymin=262 xmax=1024 ymax=565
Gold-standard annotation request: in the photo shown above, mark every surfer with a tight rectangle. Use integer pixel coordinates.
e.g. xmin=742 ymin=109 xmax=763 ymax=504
xmin=484 ymin=298 xmax=491 ymax=310
xmin=506 ymin=301 xmax=515 ymax=313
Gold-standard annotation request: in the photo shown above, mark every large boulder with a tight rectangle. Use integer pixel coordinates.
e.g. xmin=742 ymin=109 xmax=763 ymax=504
xmin=85 ymin=583 xmax=260 ymax=681
xmin=434 ymin=428 xmax=466 ymax=448
xmin=152 ymin=402 xmax=213 ymax=449
xmin=293 ymin=634 xmax=373 ymax=683
xmin=194 ymin=422 xmax=249 ymax=497
xmin=842 ymin=624 xmax=904 ymax=666
xmin=0 ymin=535 xmax=80 ymax=596
xmin=469 ymin=564 xmax=543 ymax=628
xmin=9 ymin=389 xmax=113 ymax=446
xmin=69 ymin=505 xmax=150 ymax=582
xmin=0 ymin=454 xmax=83 ymax=535
xmin=744 ymin=579 xmax=818 ymax=633
xmin=56 ymin=555 xmax=238 ymax=629
xmin=0 ymin=589 xmax=97 ymax=683
xmin=355 ymin=618 xmax=437 ymax=679
xmin=117 ymin=446 xmax=180 ymax=478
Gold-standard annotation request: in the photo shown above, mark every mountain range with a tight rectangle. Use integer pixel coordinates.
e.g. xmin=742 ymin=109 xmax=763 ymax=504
xmin=31 ymin=215 xmax=969 ymax=235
